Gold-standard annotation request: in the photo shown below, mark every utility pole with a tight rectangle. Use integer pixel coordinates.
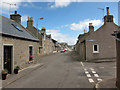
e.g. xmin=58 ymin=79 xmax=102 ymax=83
xmin=36 ymin=17 xmax=44 ymax=38
xmin=3 ymin=2 xmax=16 ymax=15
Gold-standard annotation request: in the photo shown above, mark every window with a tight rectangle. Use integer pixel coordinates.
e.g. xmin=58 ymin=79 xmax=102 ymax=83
xmin=29 ymin=46 xmax=33 ymax=56
xmin=93 ymin=44 xmax=99 ymax=53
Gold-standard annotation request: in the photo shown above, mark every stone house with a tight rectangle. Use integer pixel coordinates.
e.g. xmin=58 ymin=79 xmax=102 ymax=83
xmin=26 ymin=17 xmax=55 ymax=55
xmin=0 ymin=11 xmax=39 ymax=74
xmin=75 ymin=7 xmax=119 ymax=60
xmin=52 ymin=39 xmax=60 ymax=52
xmin=113 ymin=28 xmax=120 ymax=89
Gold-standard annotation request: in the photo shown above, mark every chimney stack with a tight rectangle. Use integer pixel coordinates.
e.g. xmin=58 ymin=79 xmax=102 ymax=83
xmin=10 ymin=11 xmax=21 ymax=24
xmin=104 ymin=7 xmax=113 ymax=23
xmin=84 ymin=29 xmax=85 ymax=33
xmin=41 ymin=27 xmax=46 ymax=35
xmin=27 ymin=17 xmax=33 ymax=27
xmin=89 ymin=23 xmax=94 ymax=33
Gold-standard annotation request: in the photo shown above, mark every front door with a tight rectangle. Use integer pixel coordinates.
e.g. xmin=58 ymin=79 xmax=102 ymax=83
xmin=4 ymin=46 xmax=13 ymax=74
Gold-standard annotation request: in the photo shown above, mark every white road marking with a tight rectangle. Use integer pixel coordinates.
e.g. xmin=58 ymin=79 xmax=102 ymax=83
xmin=84 ymin=68 xmax=87 ymax=71
xmin=86 ymin=74 xmax=91 ymax=77
xmin=85 ymin=71 xmax=89 ymax=74
xmin=81 ymin=62 xmax=84 ymax=66
xmin=97 ymin=78 xmax=102 ymax=82
xmin=94 ymin=74 xmax=99 ymax=77
xmin=88 ymin=78 xmax=94 ymax=83
xmin=90 ymin=68 xmax=94 ymax=71
xmin=92 ymin=71 xmax=96 ymax=74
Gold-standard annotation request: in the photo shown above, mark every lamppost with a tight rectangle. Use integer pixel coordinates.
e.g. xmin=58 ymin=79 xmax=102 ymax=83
xmin=36 ymin=17 xmax=44 ymax=37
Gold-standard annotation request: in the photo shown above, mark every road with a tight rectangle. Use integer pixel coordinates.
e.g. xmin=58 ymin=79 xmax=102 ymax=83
xmin=5 ymin=51 xmax=116 ymax=88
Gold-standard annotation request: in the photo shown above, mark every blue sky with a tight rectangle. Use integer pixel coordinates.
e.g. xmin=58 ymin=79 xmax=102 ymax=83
xmin=0 ymin=1 xmax=119 ymax=45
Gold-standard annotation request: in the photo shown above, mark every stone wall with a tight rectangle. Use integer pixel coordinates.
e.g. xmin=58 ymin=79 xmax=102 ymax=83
xmin=86 ymin=23 xmax=118 ymax=60
xmin=2 ymin=36 xmax=39 ymax=73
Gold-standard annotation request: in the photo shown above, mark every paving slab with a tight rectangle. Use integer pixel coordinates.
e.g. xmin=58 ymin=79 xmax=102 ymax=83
xmin=2 ymin=63 xmax=44 ymax=88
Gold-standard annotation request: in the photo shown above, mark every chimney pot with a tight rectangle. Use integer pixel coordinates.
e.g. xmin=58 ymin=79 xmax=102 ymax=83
xmin=89 ymin=23 xmax=94 ymax=33
xmin=89 ymin=23 xmax=93 ymax=26
xmin=84 ymin=29 xmax=85 ymax=33
xmin=107 ymin=7 xmax=109 ymax=15
xmin=28 ymin=16 xmax=30 ymax=20
xmin=15 ymin=11 xmax=17 ymax=14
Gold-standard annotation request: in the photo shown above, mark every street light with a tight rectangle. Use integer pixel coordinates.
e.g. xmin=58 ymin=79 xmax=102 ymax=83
xmin=36 ymin=17 xmax=44 ymax=37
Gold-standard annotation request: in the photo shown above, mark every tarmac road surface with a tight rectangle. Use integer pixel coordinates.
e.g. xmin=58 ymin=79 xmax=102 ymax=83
xmin=4 ymin=51 xmax=116 ymax=88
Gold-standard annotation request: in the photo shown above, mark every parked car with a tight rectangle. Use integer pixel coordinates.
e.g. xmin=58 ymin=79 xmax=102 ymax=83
xmin=60 ymin=49 xmax=65 ymax=53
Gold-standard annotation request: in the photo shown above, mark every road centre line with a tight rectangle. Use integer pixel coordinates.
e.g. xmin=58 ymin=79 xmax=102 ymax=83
xmin=85 ymin=71 xmax=89 ymax=74
xmin=81 ymin=62 xmax=84 ymax=66
xmin=97 ymin=78 xmax=102 ymax=82
xmin=92 ymin=71 xmax=96 ymax=74
xmin=86 ymin=74 xmax=91 ymax=77
xmin=94 ymin=74 xmax=99 ymax=77
xmin=88 ymin=78 xmax=94 ymax=83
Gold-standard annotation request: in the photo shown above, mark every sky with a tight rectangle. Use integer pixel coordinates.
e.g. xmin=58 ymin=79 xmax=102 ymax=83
xmin=0 ymin=0 xmax=119 ymax=45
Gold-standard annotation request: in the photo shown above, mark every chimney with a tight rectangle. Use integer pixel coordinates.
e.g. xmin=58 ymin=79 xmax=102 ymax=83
xmin=41 ymin=27 xmax=46 ymax=35
xmin=89 ymin=23 xmax=94 ymax=33
xmin=104 ymin=7 xmax=113 ymax=23
xmin=27 ymin=17 xmax=33 ymax=27
xmin=107 ymin=7 xmax=109 ymax=15
xmin=10 ymin=11 xmax=21 ymax=24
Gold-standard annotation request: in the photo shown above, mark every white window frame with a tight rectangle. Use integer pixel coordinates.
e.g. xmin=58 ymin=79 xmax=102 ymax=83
xmin=93 ymin=44 xmax=99 ymax=53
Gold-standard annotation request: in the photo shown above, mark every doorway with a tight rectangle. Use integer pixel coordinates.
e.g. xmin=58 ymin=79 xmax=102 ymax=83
xmin=29 ymin=46 xmax=33 ymax=60
xmin=4 ymin=46 xmax=13 ymax=74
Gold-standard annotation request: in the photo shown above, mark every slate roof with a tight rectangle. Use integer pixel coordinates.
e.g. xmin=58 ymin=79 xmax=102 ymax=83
xmin=78 ymin=34 xmax=85 ymax=39
xmin=0 ymin=15 xmax=39 ymax=42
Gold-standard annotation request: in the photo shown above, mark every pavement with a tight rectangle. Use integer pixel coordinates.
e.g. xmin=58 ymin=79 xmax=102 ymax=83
xmin=3 ymin=52 xmax=96 ymax=88
xmin=2 ymin=63 xmax=44 ymax=88
xmin=95 ymin=78 xmax=117 ymax=90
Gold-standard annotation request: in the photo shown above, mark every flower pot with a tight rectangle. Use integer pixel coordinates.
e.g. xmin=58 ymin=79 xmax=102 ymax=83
xmin=29 ymin=59 xmax=32 ymax=61
xmin=14 ymin=69 xmax=19 ymax=74
xmin=2 ymin=73 xmax=7 ymax=80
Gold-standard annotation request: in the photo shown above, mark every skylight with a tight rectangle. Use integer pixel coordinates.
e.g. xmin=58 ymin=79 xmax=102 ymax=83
xmin=11 ymin=24 xmax=23 ymax=32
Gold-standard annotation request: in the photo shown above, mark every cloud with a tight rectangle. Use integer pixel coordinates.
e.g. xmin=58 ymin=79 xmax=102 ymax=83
xmin=70 ymin=19 xmax=103 ymax=31
xmin=23 ymin=3 xmax=29 ymax=7
xmin=0 ymin=0 xmax=24 ymax=16
xmin=0 ymin=0 xmax=24 ymax=10
xmin=50 ymin=0 xmax=83 ymax=8
xmin=46 ymin=30 xmax=76 ymax=45
xmin=21 ymin=15 xmax=28 ymax=22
